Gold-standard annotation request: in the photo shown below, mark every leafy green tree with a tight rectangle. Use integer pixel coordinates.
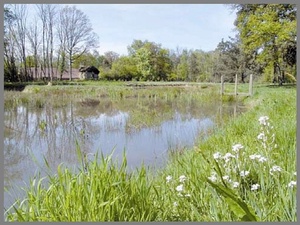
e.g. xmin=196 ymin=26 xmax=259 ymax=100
xmin=168 ymin=48 xmax=181 ymax=81
xmin=233 ymin=4 xmax=297 ymax=84
xmin=176 ymin=49 xmax=189 ymax=81
xmin=153 ymin=48 xmax=172 ymax=81
xmin=134 ymin=47 xmax=152 ymax=80
xmin=72 ymin=51 xmax=102 ymax=69
xmin=214 ymin=37 xmax=242 ymax=82
xmin=128 ymin=40 xmax=172 ymax=81
xmin=187 ymin=50 xmax=200 ymax=81
xmin=110 ymin=56 xmax=138 ymax=81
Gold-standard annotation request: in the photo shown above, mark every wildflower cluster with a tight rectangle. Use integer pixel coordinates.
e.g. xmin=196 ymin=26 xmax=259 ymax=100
xmin=164 ymin=174 xmax=192 ymax=217
xmin=165 ymin=175 xmax=191 ymax=198
xmin=210 ymin=141 xmax=257 ymax=191
xmin=257 ymin=116 xmax=277 ymax=151
xmin=208 ymin=116 xmax=296 ymax=195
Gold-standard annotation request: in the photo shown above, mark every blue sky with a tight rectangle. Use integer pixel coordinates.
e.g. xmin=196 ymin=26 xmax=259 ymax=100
xmin=67 ymin=4 xmax=238 ymax=55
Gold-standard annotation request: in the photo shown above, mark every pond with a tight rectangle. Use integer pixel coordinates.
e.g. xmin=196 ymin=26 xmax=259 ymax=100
xmin=4 ymin=91 xmax=243 ymax=209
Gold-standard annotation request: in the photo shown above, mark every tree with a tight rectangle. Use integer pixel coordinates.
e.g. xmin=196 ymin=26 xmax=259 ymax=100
xmin=36 ymin=4 xmax=57 ymax=81
xmin=103 ymin=51 xmax=119 ymax=69
xmin=233 ymin=4 xmax=297 ymax=84
xmin=10 ymin=4 xmax=31 ymax=81
xmin=4 ymin=6 xmax=18 ymax=82
xmin=73 ymin=51 xmax=102 ymax=69
xmin=134 ymin=47 xmax=152 ymax=80
xmin=57 ymin=5 xmax=99 ymax=80
xmin=168 ymin=47 xmax=182 ymax=81
xmin=26 ymin=15 xmax=41 ymax=80
xmin=214 ymin=37 xmax=243 ymax=82
xmin=128 ymin=40 xmax=172 ymax=81
xmin=176 ymin=49 xmax=189 ymax=81
xmin=110 ymin=56 xmax=138 ymax=81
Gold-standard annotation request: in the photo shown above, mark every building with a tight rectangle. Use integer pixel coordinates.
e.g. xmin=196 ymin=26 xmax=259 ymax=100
xmin=78 ymin=66 xmax=100 ymax=80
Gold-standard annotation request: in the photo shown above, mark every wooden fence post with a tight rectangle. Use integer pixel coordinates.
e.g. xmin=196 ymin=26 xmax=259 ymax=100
xmin=249 ymin=74 xmax=253 ymax=96
xmin=234 ymin=74 xmax=238 ymax=96
xmin=221 ymin=75 xmax=224 ymax=95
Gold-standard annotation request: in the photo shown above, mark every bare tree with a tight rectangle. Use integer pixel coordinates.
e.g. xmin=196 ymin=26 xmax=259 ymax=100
xmin=36 ymin=4 xmax=57 ymax=81
xmin=57 ymin=5 xmax=99 ymax=80
xmin=4 ymin=6 xmax=18 ymax=82
xmin=10 ymin=4 xmax=30 ymax=81
xmin=103 ymin=51 xmax=119 ymax=69
xmin=45 ymin=4 xmax=57 ymax=82
xmin=26 ymin=16 xmax=41 ymax=80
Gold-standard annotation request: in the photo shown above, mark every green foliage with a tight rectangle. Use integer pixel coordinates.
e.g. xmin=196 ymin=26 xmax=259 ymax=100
xmin=233 ymin=4 xmax=297 ymax=82
xmin=176 ymin=50 xmax=189 ymax=81
xmin=72 ymin=52 xmax=99 ymax=69
xmin=127 ymin=40 xmax=172 ymax=81
xmin=110 ymin=56 xmax=138 ymax=81
xmin=206 ymin=178 xmax=258 ymax=221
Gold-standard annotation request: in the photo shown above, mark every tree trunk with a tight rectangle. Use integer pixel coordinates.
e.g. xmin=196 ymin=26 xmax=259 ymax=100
xmin=69 ymin=51 xmax=72 ymax=81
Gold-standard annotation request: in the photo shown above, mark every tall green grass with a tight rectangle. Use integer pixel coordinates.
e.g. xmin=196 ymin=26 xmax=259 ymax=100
xmin=4 ymin=85 xmax=296 ymax=221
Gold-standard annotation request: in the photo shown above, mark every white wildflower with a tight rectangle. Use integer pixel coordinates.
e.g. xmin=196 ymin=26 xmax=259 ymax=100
xmin=222 ymin=175 xmax=230 ymax=181
xmin=294 ymin=172 xmax=297 ymax=176
xmin=166 ymin=175 xmax=172 ymax=183
xmin=258 ymin=156 xmax=267 ymax=163
xmin=249 ymin=154 xmax=261 ymax=160
xmin=251 ymin=183 xmax=260 ymax=191
xmin=179 ymin=175 xmax=187 ymax=183
xmin=213 ymin=152 xmax=222 ymax=160
xmin=173 ymin=202 xmax=178 ymax=207
xmin=232 ymin=182 xmax=239 ymax=188
xmin=185 ymin=194 xmax=191 ymax=197
xmin=269 ymin=165 xmax=282 ymax=175
xmin=240 ymin=170 xmax=250 ymax=177
xmin=232 ymin=144 xmax=244 ymax=153
xmin=176 ymin=184 xmax=184 ymax=192
xmin=223 ymin=152 xmax=235 ymax=163
xmin=208 ymin=173 xmax=217 ymax=182
xmin=259 ymin=116 xmax=269 ymax=126
xmin=288 ymin=181 xmax=297 ymax=188
xmin=257 ymin=132 xmax=266 ymax=140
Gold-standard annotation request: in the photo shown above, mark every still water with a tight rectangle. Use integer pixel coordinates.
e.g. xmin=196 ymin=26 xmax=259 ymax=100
xmin=4 ymin=96 xmax=242 ymax=208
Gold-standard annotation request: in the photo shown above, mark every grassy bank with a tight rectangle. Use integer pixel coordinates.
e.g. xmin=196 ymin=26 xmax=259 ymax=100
xmin=4 ymin=85 xmax=296 ymax=221
xmin=4 ymin=82 xmax=223 ymax=131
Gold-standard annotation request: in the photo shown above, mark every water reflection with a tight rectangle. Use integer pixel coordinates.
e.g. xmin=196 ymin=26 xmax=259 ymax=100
xmin=4 ymin=97 xmax=243 ymax=208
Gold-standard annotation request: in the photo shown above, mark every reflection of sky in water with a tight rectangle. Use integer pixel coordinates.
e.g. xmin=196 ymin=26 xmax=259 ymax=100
xmin=90 ymin=111 xmax=214 ymax=170
xmin=4 ymin=104 xmax=218 ymax=209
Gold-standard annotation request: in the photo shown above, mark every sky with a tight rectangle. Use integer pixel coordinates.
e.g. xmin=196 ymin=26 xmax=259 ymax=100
xmin=67 ymin=4 xmax=238 ymax=56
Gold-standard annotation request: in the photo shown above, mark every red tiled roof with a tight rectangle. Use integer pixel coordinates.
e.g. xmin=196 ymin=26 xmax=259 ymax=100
xmin=28 ymin=67 xmax=80 ymax=79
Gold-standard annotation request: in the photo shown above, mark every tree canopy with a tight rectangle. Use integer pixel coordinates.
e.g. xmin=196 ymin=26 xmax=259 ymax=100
xmin=232 ymin=4 xmax=297 ymax=83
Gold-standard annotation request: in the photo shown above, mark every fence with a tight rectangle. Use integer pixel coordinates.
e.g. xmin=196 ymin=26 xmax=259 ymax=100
xmin=221 ymin=74 xmax=253 ymax=97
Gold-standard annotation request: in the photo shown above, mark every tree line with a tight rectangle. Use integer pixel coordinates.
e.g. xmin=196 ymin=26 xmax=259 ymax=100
xmin=4 ymin=4 xmax=296 ymax=84
xmin=4 ymin=4 xmax=98 ymax=82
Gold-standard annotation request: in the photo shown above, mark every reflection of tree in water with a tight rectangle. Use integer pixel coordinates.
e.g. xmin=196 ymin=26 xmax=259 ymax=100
xmin=4 ymin=138 xmax=27 ymax=190
xmin=4 ymin=103 xmax=103 ymax=185
xmin=4 ymin=106 xmax=38 ymax=188
xmin=36 ymin=102 xmax=103 ymax=171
